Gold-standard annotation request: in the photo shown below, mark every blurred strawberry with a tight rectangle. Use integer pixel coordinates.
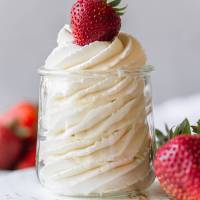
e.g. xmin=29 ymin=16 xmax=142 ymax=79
xmin=71 ymin=0 xmax=125 ymax=46
xmin=0 ymin=102 xmax=38 ymax=142
xmin=16 ymin=145 xmax=36 ymax=169
xmin=0 ymin=124 xmax=23 ymax=169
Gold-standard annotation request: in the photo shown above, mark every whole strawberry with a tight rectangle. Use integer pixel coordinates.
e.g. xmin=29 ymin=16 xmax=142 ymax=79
xmin=0 ymin=124 xmax=22 ymax=169
xmin=154 ymin=119 xmax=200 ymax=200
xmin=71 ymin=0 xmax=126 ymax=46
xmin=0 ymin=102 xmax=38 ymax=142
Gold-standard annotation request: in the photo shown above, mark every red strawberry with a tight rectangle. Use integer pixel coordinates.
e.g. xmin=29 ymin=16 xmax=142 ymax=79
xmin=16 ymin=145 xmax=36 ymax=169
xmin=154 ymin=119 xmax=200 ymax=200
xmin=0 ymin=102 xmax=38 ymax=142
xmin=71 ymin=0 xmax=126 ymax=46
xmin=0 ymin=124 xmax=22 ymax=169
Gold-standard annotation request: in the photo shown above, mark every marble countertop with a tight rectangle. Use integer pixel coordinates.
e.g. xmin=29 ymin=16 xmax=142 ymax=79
xmin=0 ymin=169 xmax=169 ymax=200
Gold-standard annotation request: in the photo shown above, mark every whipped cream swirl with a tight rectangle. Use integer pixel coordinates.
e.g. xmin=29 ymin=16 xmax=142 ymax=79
xmin=39 ymin=25 xmax=154 ymax=195
xmin=45 ymin=25 xmax=146 ymax=71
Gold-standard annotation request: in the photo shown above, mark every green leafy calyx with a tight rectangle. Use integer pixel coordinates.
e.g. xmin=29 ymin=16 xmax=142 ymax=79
xmin=107 ymin=0 xmax=127 ymax=16
xmin=191 ymin=120 xmax=200 ymax=134
xmin=155 ymin=118 xmax=200 ymax=147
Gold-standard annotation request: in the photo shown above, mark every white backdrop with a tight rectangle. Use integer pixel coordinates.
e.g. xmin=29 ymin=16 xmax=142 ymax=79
xmin=0 ymin=0 xmax=199 ymax=110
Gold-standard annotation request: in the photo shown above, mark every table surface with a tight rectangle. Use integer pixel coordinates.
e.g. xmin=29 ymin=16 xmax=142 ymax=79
xmin=0 ymin=169 xmax=169 ymax=200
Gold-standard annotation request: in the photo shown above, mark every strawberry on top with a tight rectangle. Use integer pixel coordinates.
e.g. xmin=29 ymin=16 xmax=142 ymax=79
xmin=71 ymin=0 xmax=126 ymax=46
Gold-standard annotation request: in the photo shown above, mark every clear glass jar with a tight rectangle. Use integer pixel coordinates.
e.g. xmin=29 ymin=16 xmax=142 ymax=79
xmin=37 ymin=66 xmax=155 ymax=198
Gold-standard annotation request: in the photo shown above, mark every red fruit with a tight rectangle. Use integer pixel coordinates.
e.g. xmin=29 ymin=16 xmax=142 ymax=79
xmin=71 ymin=0 xmax=125 ymax=46
xmin=0 ymin=102 xmax=38 ymax=142
xmin=16 ymin=145 xmax=36 ymax=169
xmin=0 ymin=124 xmax=22 ymax=169
xmin=154 ymin=135 xmax=200 ymax=200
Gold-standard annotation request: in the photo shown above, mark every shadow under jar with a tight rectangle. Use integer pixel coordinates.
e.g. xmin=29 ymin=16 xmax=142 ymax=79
xmin=37 ymin=65 xmax=155 ymax=198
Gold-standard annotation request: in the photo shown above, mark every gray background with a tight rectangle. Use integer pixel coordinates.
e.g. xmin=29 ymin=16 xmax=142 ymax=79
xmin=0 ymin=0 xmax=199 ymax=110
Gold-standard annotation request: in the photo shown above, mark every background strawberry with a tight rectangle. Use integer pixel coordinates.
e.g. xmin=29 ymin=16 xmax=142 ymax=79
xmin=16 ymin=145 xmax=36 ymax=169
xmin=0 ymin=102 xmax=38 ymax=142
xmin=154 ymin=119 xmax=200 ymax=200
xmin=0 ymin=101 xmax=38 ymax=170
xmin=71 ymin=0 xmax=126 ymax=46
xmin=0 ymin=124 xmax=23 ymax=169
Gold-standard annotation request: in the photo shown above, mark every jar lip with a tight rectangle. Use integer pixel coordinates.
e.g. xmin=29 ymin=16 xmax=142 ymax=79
xmin=38 ymin=65 xmax=154 ymax=76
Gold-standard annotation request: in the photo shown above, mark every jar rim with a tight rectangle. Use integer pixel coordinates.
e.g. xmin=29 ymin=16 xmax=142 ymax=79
xmin=38 ymin=65 xmax=154 ymax=77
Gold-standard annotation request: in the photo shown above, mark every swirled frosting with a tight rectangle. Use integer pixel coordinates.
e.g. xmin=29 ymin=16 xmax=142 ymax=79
xmin=45 ymin=25 xmax=146 ymax=71
xmin=39 ymin=25 xmax=154 ymax=195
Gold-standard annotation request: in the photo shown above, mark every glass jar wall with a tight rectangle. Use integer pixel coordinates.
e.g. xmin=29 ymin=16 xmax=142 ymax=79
xmin=37 ymin=66 xmax=155 ymax=198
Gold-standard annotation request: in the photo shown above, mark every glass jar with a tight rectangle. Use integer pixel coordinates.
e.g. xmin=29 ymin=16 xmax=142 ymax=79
xmin=37 ymin=66 xmax=155 ymax=198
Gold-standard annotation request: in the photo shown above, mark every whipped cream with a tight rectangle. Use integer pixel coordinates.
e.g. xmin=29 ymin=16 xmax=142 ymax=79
xmin=39 ymin=25 xmax=154 ymax=195
xmin=45 ymin=25 xmax=146 ymax=71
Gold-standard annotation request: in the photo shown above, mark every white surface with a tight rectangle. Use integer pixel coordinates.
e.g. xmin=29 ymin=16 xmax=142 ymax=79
xmin=0 ymin=171 xmax=10 ymax=177
xmin=0 ymin=169 xmax=168 ymax=200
